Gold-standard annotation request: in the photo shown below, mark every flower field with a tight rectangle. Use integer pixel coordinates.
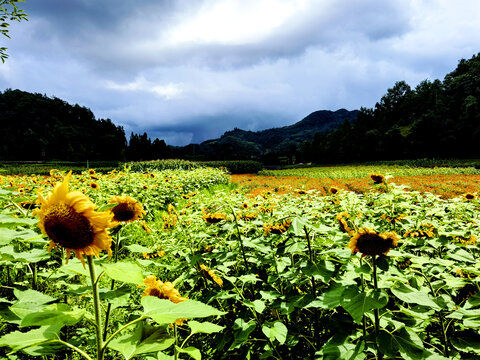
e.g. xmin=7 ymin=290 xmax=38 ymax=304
xmin=0 ymin=165 xmax=479 ymax=359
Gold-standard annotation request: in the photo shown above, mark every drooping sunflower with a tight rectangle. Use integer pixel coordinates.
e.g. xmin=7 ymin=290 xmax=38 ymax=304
xmin=142 ymin=275 xmax=188 ymax=303
xmin=370 ymin=173 xmax=386 ymax=185
xmin=35 ymin=171 xmax=113 ymax=266
xmin=348 ymin=227 xmax=398 ymax=256
xmin=199 ymin=264 xmax=223 ymax=287
xmin=109 ymin=195 xmax=145 ymax=224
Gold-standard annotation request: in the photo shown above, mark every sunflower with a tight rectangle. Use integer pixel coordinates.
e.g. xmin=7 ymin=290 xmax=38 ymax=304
xmin=88 ymin=169 xmax=96 ymax=176
xmin=142 ymin=275 xmax=188 ymax=304
xmin=329 ymin=186 xmax=339 ymax=194
xmin=336 ymin=212 xmax=353 ymax=235
xmin=370 ymin=173 xmax=386 ymax=185
xmin=90 ymin=182 xmax=99 ymax=190
xmin=348 ymin=227 xmax=398 ymax=256
xmin=35 ymin=171 xmax=113 ymax=266
xmin=464 ymin=193 xmax=476 ymax=201
xmin=202 ymin=212 xmax=228 ymax=224
xmin=109 ymin=196 xmax=145 ymax=224
xmin=199 ymin=264 xmax=223 ymax=287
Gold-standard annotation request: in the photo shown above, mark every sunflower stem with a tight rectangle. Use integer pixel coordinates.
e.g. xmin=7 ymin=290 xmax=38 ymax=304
xmin=372 ymin=255 xmax=383 ymax=360
xmin=103 ymin=231 xmax=121 ymax=341
xmin=87 ymin=256 xmax=104 ymax=360
xmin=360 ymin=257 xmax=367 ymax=345
xmin=304 ymin=225 xmax=318 ymax=351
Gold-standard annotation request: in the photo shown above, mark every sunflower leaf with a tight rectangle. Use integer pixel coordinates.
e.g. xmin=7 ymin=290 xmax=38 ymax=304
xmin=142 ymin=297 xmax=225 ymax=325
xmin=108 ymin=321 xmax=174 ymax=360
xmin=188 ymin=320 xmax=225 ymax=335
xmin=103 ymin=261 xmax=144 ymax=285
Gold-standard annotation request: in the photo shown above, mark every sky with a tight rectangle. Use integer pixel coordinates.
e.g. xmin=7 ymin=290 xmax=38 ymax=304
xmin=1 ymin=0 xmax=480 ymax=146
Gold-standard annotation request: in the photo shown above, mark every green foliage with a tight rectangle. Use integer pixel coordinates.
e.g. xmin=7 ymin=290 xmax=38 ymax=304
xmin=0 ymin=0 xmax=28 ymax=63
xmin=0 ymin=89 xmax=127 ymax=161
xmin=1 ymin=168 xmax=480 ymax=358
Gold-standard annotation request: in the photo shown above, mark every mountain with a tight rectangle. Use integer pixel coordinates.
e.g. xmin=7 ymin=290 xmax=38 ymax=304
xmin=186 ymin=109 xmax=359 ymax=160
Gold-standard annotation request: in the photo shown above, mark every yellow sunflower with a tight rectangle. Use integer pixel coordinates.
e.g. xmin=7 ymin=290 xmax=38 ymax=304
xmin=109 ymin=196 xmax=145 ymax=224
xmin=142 ymin=275 xmax=188 ymax=303
xmin=329 ymin=186 xmax=339 ymax=194
xmin=464 ymin=193 xmax=476 ymax=201
xmin=348 ymin=227 xmax=398 ymax=256
xmin=35 ymin=171 xmax=113 ymax=266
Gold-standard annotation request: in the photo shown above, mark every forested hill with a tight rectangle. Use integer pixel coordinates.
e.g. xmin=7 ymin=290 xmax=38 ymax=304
xmin=2 ymin=52 xmax=480 ymax=163
xmin=0 ymin=89 xmax=127 ymax=161
xmin=298 ymin=52 xmax=480 ymax=163
xmin=192 ymin=109 xmax=358 ymax=160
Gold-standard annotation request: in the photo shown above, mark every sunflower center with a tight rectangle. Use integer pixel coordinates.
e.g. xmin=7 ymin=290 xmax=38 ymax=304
xmin=43 ymin=203 xmax=95 ymax=249
xmin=112 ymin=203 xmax=136 ymax=222
xmin=356 ymin=233 xmax=393 ymax=256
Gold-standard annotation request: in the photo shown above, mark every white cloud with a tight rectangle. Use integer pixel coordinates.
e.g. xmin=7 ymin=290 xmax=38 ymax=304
xmin=105 ymin=77 xmax=183 ymax=100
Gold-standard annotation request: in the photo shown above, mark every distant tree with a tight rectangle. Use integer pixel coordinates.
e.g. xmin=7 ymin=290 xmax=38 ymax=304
xmin=1 ymin=0 xmax=28 ymax=62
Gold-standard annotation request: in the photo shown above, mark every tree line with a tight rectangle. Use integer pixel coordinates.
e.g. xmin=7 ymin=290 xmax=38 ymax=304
xmin=298 ymin=53 xmax=480 ymax=163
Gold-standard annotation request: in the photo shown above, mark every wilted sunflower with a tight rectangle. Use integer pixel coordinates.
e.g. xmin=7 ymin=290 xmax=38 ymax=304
xmin=370 ymin=173 xmax=386 ymax=185
xmin=348 ymin=227 xmax=398 ymax=256
xmin=109 ymin=196 xmax=145 ymax=224
xmin=35 ymin=171 xmax=113 ymax=266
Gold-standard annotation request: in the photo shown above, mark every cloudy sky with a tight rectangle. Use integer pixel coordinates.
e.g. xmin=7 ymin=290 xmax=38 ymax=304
xmin=1 ymin=0 xmax=480 ymax=145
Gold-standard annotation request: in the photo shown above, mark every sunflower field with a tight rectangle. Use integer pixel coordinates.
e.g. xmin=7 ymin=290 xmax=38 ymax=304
xmin=0 ymin=165 xmax=479 ymax=359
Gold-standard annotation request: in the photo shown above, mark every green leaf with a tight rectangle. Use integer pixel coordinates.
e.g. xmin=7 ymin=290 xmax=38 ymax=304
xmin=465 ymin=292 xmax=480 ymax=309
xmin=8 ymin=289 xmax=56 ymax=322
xmin=341 ymin=289 xmax=388 ymax=323
xmin=100 ymin=287 xmax=131 ymax=310
xmin=142 ymin=297 xmax=225 ymax=325
xmin=0 ymin=228 xmax=40 ymax=245
xmin=21 ymin=303 xmax=85 ymax=327
xmin=0 ymin=245 xmax=49 ymax=263
xmin=312 ymin=283 xmax=350 ymax=309
xmin=377 ymin=328 xmax=426 ymax=359
xmin=301 ymin=260 xmax=335 ymax=283
xmin=451 ymin=331 xmax=480 ymax=355
xmin=0 ymin=325 xmax=62 ymax=354
xmin=317 ymin=333 xmax=366 ymax=360
xmin=175 ymin=346 xmax=201 ymax=360
xmin=188 ymin=320 xmax=224 ymax=335
xmin=229 ymin=319 xmax=256 ymax=350
xmin=246 ymin=299 xmax=265 ymax=314
xmin=447 ymin=248 xmax=476 ymax=263
xmin=125 ymin=244 xmax=152 ymax=253
xmin=0 ymin=214 xmax=37 ymax=227
xmin=104 ymin=261 xmax=144 ymax=285
xmin=262 ymin=321 xmax=287 ymax=345
xmin=391 ymin=282 xmax=440 ymax=310
xmin=108 ymin=322 xmax=175 ymax=360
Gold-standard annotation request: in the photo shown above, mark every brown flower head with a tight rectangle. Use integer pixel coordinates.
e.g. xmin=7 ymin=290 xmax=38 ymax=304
xmin=110 ymin=196 xmax=145 ymax=224
xmin=348 ymin=227 xmax=398 ymax=256
xmin=370 ymin=173 xmax=386 ymax=185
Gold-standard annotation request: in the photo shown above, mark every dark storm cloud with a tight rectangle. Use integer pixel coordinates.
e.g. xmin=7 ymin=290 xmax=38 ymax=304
xmin=18 ymin=0 xmax=411 ymax=71
xmin=2 ymin=0 xmax=480 ymax=146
